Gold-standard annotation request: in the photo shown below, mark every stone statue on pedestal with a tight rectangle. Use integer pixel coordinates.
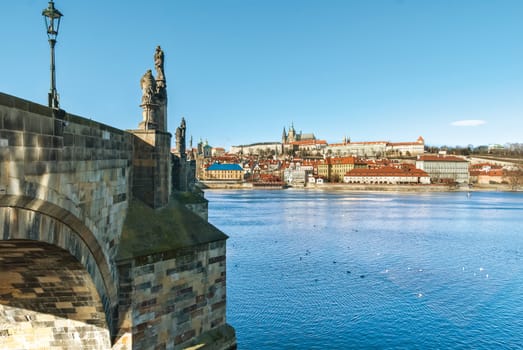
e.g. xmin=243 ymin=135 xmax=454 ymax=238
xmin=154 ymin=46 xmax=166 ymax=91
xmin=175 ymin=117 xmax=187 ymax=157
xmin=140 ymin=69 xmax=156 ymax=105
xmin=181 ymin=117 xmax=186 ymax=139
xmin=139 ymin=46 xmax=168 ymax=131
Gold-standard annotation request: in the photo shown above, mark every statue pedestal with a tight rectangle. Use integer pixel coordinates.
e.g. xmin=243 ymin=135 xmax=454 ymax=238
xmin=139 ymin=103 xmax=159 ymax=130
xmin=138 ymin=120 xmax=158 ymax=130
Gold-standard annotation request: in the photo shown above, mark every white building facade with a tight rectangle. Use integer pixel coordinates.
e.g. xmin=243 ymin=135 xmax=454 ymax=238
xmin=325 ymin=137 xmax=425 ymax=158
xmin=415 ymin=155 xmax=470 ymax=184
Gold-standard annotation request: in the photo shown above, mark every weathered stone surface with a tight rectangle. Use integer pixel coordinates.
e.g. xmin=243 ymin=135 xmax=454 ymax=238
xmin=129 ymin=130 xmax=172 ymax=209
xmin=0 ymin=240 xmax=111 ymax=350
xmin=117 ymin=199 xmax=227 ymax=260
xmin=112 ymin=199 xmax=234 ymax=349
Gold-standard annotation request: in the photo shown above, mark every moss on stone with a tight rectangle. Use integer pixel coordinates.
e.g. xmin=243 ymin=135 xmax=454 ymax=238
xmin=172 ymin=190 xmax=207 ymax=205
xmin=184 ymin=324 xmax=237 ymax=350
xmin=116 ymin=198 xmax=227 ymax=261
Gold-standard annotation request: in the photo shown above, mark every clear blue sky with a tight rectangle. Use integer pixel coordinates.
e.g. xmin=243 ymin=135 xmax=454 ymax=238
xmin=2 ymin=0 xmax=522 ymax=150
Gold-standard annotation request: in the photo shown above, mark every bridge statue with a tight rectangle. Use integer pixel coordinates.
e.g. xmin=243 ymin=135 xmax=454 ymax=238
xmin=154 ymin=45 xmax=166 ymax=90
xmin=139 ymin=46 xmax=168 ymax=131
xmin=175 ymin=117 xmax=187 ymax=157
xmin=140 ymin=69 xmax=156 ymax=105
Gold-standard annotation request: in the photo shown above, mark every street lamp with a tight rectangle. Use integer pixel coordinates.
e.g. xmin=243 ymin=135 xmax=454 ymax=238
xmin=42 ymin=1 xmax=63 ymax=109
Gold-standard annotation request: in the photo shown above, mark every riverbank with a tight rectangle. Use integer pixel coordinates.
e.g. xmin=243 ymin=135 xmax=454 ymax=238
xmin=199 ymin=181 xmax=252 ymax=189
xmin=199 ymin=181 xmax=286 ymax=189
xmin=303 ymin=183 xmax=515 ymax=192
xmin=199 ymin=181 xmax=516 ymax=192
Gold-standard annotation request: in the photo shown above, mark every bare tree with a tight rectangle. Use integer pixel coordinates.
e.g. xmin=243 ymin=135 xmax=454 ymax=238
xmin=503 ymin=166 xmax=523 ymax=191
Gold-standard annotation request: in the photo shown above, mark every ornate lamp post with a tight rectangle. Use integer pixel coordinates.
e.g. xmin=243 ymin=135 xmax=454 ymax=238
xmin=42 ymin=1 xmax=63 ymax=109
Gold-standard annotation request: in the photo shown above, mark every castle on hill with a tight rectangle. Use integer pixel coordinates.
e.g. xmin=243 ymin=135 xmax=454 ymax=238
xmin=230 ymin=123 xmax=424 ymax=158
xmin=281 ymin=123 xmax=316 ymax=144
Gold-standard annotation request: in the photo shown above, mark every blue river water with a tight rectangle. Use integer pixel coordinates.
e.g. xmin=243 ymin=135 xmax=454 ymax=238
xmin=206 ymin=189 xmax=523 ymax=349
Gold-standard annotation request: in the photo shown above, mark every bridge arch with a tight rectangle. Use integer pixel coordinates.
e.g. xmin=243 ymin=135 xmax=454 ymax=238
xmin=0 ymin=195 xmax=117 ymax=338
xmin=0 ymin=240 xmax=112 ymax=349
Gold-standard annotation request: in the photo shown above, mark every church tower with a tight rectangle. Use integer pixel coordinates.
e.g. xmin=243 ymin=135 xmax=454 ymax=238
xmin=288 ymin=123 xmax=296 ymax=143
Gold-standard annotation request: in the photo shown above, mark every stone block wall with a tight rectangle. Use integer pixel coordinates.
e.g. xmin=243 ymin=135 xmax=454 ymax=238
xmin=0 ymin=92 xmax=133 ymax=333
xmin=114 ymin=241 xmax=235 ymax=350
xmin=0 ymin=205 xmax=112 ymax=323
xmin=130 ymin=130 xmax=172 ymax=209
xmin=0 ymin=240 xmax=111 ymax=350
xmin=172 ymin=157 xmax=197 ymax=194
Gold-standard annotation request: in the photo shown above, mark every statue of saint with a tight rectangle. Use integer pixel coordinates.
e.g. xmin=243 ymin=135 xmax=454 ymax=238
xmin=140 ymin=69 xmax=156 ymax=105
xmin=176 ymin=126 xmax=182 ymax=143
xmin=154 ymin=46 xmax=165 ymax=83
xmin=175 ymin=118 xmax=186 ymax=156
xmin=181 ymin=117 xmax=186 ymax=139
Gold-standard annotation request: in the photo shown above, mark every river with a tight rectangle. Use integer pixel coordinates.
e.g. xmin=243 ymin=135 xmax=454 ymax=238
xmin=207 ymin=189 xmax=523 ymax=349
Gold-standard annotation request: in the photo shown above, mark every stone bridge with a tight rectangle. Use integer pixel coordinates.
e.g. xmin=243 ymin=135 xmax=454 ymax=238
xmin=0 ymin=51 xmax=235 ymax=350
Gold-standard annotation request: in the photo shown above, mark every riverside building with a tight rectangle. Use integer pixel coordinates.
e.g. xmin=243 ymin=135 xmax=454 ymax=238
xmin=204 ymin=163 xmax=244 ymax=181
xmin=343 ymin=166 xmax=431 ymax=185
xmin=415 ymin=155 xmax=470 ymax=184
xmin=317 ymin=156 xmax=367 ymax=183
xmin=326 ymin=136 xmax=425 ymax=158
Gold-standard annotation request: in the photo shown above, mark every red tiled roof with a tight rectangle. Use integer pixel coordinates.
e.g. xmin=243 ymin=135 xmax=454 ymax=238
xmin=346 ymin=166 xmax=429 ymax=177
xmin=259 ymin=173 xmax=281 ymax=181
xmin=347 ymin=141 xmax=388 ymax=145
xmin=488 ymin=169 xmax=504 ymax=176
xmin=212 ymin=155 xmax=240 ymax=163
xmin=471 ymin=169 xmax=504 ymax=177
xmin=290 ymin=139 xmax=327 ymax=145
xmin=389 ymin=142 xmax=424 ymax=146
